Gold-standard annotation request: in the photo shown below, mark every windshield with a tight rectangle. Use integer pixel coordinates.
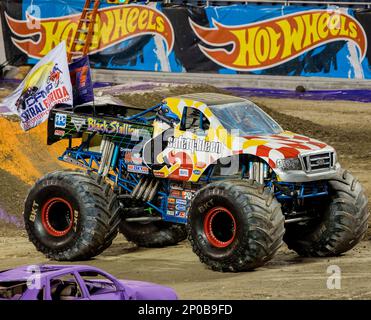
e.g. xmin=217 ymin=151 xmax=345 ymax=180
xmin=209 ymin=101 xmax=282 ymax=136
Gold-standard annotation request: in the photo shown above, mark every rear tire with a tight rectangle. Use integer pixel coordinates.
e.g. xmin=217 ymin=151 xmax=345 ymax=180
xmin=119 ymin=220 xmax=187 ymax=248
xmin=24 ymin=170 xmax=120 ymax=261
xmin=284 ymin=169 xmax=369 ymax=257
xmin=187 ymin=180 xmax=285 ymax=272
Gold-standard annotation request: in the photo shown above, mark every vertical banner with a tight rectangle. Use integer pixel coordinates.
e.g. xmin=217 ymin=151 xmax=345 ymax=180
xmin=69 ymin=56 xmax=94 ymax=106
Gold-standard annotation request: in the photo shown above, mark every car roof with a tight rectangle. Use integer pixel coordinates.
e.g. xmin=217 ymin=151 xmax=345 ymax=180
xmin=169 ymin=92 xmax=247 ymax=107
xmin=0 ymin=265 xmax=102 ymax=282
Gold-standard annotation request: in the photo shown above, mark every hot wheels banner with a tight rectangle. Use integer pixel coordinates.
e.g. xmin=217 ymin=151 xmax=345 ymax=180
xmin=1 ymin=1 xmax=371 ymax=79
xmin=2 ymin=41 xmax=73 ymax=131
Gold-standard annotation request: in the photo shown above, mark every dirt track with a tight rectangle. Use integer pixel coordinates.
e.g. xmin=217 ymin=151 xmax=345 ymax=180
xmin=0 ymin=90 xmax=370 ymax=299
xmin=1 ymin=237 xmax=371 ymax=299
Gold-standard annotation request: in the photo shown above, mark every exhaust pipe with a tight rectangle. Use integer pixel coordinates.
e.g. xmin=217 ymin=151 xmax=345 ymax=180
xmin=98 ymin=136 xmax=115 ymax=177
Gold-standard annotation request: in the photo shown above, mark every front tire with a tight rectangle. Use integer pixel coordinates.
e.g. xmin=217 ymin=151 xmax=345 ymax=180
xmin=187 ymin=180 xmax=285 ymax=272
xmin=24 ymin=170 xmax=120 ymax=261
xmin=284 ymin=169 xmax=369 ymax=257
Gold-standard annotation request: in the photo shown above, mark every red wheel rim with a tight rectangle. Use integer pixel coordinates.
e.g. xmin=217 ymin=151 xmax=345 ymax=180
xmin=41 ymin=198 xmax=74 ymax=237
xmin=203 ymin=207 xmax=236 ymax=248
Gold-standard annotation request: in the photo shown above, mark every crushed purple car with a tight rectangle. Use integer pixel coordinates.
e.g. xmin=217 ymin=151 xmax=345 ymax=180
xmin=0 ymin=265 xmax=178 ymax=300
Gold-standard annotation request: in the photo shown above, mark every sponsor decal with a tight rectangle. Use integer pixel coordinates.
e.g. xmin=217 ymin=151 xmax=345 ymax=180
xmin=170 ymin=183 xmax=184 ymax=191
xmin=153 ymin=171 xmax=165 ymax=178
xmin=124 ymin=151 xmax=143 ymax=165
xmin=176 ymin=199 xmax=187 ymax=205
xmin=170 ymin=190 xmax=182 ymax=197
xmin=71 ymin=117 xmax=86 ymax=132
xmin=198 ymin=199 xmax=214 ymax=213
xmin=54 ymin=129 xmax=65 ymax=136
xmin=179 ymin=168 xmax=189 ymax=177
xmin=193 ymin=169 xmax=202 ymax=175
xmin=168 ymin=137 xmax=222 ymax=153
xmin=21 ymin=83 xmax=71 ymax=120
xmin=29 ymin=201 xmax=39 ymax=222
xmin=127 ymin=164 xmax=149 ymax=174
xmin=190 ymin=9 xmax=367 ymax=71
xmin=175 ymin=211 xmax=186 ymax=218
xmin=167 ymin=210 xmax=175 ymax=216
xmin=168 ymin=198 xmax=176 ymax=204
xmin=182 ymin=191 xmax=194 ymax=200
xmin=55 ymin=113 xmax=67 ymax=128
xmin=175 ymin=204 xmax=186 ymax=211
xmin=5 ymin=5 xmax=174 ymax=59
xmin=87 ymin=118 xmax=141 ymax=136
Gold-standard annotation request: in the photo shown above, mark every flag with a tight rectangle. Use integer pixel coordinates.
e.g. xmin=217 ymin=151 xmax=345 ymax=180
xmin=3 ymin=41 xmax=73 ymax=131
xmin=69 ymin=56 xmax=94 ymax=106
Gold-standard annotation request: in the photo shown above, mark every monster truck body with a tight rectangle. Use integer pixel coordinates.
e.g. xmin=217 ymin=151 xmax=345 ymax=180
xmin=24 ymin=93 xmax=368 ymax=272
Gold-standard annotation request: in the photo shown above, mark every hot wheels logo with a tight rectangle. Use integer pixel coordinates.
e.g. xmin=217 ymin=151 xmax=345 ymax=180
xmin=190 ymin=10 xmax=367 ymax=71
xmin=5 ymin=5 xmax=174 ymax=59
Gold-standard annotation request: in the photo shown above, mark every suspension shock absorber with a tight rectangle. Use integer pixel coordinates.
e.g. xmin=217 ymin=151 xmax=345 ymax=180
xmin=142 ymin=179 xmax=161 ymax=202
xmin=131 ymin=178 xmax=144 ymax=198
xmin=248 ymin=159 xmax=269 ymax=185
xmin=135 ymin=178 xmax=151 ymax=200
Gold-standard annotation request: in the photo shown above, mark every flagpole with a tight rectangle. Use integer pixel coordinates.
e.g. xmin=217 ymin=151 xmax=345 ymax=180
xmin=92 ymin=59 xmax=96 ymax=117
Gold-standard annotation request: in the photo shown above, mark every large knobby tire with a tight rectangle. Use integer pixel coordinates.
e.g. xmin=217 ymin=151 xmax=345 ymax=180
xmin=24 ymin=170 xmax=120 ymax=261
xmin=119 ymin=220 xmax=187 ymax=248
xmin=187 ymin=180 xmax=285 ymax=272
xmin=284 ymin=169 xmax=369 ymax=257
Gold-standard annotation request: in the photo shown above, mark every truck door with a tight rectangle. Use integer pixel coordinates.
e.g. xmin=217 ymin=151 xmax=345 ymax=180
xmin=150 ymin=106 xmax=211 ymax=181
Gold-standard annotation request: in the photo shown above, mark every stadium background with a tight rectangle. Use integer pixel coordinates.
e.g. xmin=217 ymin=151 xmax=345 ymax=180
xmin=0 ymin=0 xmax=370 ymax=79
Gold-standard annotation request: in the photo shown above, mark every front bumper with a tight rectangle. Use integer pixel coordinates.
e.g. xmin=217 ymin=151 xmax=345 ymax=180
xmin=275 ymin=163 xmax=341 ymax=183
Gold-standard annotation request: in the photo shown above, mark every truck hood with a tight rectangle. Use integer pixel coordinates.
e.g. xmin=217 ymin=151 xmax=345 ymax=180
xmin=239 ymin=131 xmax=334 ymax=168
xmin=120 ymin=280 xmax=178 ymax=300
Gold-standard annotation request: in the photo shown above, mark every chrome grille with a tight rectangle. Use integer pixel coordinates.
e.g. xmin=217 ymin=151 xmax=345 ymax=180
xmin=302 ymin=152 xmax=334 ymax=172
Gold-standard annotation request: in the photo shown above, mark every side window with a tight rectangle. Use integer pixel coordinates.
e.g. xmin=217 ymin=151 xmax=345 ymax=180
xmin=79 ymin=272 xmax=117 ymax=297
xmin=0 ymin=281 xmax=28 ymax=300
xmin=181 ymin=107 xmax=210 ymax=132
xmin=50 ymin=274 xmax=83 ymax=301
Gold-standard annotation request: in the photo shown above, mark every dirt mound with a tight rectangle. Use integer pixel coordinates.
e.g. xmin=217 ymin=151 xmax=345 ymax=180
xmin=258 ymin=103 xmax=371 ymax=162
xmin=0 ymin=118 xmax=72 ymax=233
xmin=0 ymin=118 xmax=70 ymax=184
xmin=117 ymin=84 xmax=226 ymax=108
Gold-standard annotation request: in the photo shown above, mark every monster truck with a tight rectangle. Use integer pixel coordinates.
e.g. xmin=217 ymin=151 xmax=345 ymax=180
xmin=24 ymin=93 xmax=369 ymax=272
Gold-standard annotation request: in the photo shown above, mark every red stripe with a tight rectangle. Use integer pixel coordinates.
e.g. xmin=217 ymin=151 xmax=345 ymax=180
xmin=256 ymin=145 xmax=272 ymax=157
xmin=277 ymin=147 xmax=300 ymax=158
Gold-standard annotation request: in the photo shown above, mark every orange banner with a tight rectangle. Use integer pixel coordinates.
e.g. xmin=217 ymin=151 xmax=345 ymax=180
xmin=190 ymin=10 xmax=367 ymax=71
xmin=6 ymin=4 xmax=174 ymax=59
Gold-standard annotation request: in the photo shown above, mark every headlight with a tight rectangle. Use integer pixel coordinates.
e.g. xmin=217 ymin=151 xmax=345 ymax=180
xmin=276 ymin=158 xmax=302 ymax=171
xmin=332 ymin=151 xmax=337 ymax=166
